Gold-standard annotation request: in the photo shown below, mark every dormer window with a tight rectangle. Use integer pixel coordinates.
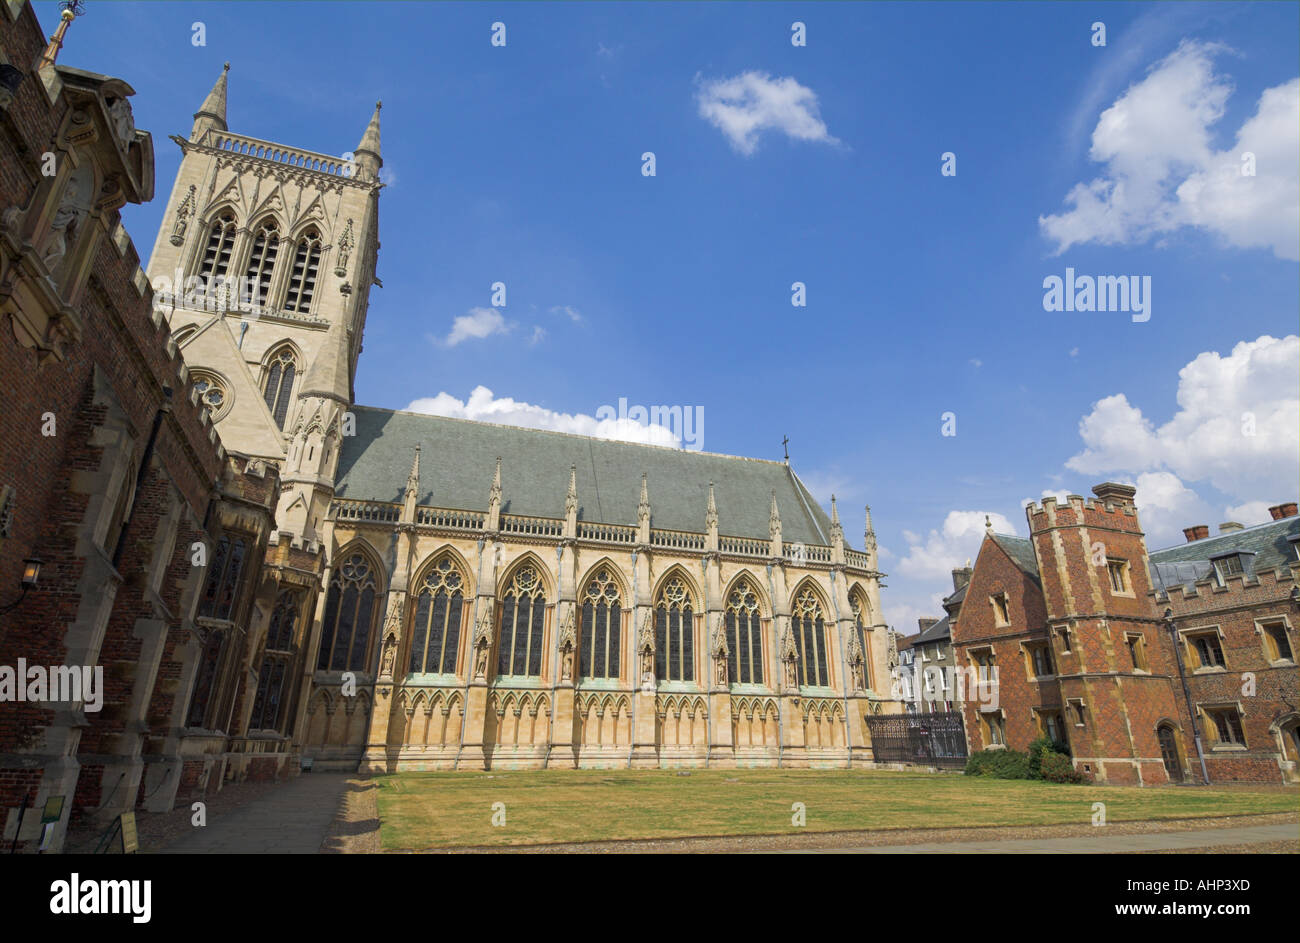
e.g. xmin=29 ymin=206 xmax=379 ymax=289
xmin=1212 ymin=553 xmax=1245 ymax=586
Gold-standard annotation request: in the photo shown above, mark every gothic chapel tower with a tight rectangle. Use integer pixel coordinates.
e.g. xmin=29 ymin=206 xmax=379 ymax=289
xmin=146 ymin=65 xmax=383 ymax=550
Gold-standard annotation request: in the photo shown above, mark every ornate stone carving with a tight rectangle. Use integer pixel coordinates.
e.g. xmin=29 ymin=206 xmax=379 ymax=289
xmin=108 ymin=97 xmax=135 ymax=150
xmin=780 ymin=625 xmax=798 ymax=688
xmin=334 ymin=217 xmax=353 ymax=276
xmin=379 ymin=631 xmax=397 ymax=678
xmin=638 ymin=610 xmax=655 ymax=683
xmin=472 ymin=610 xmax=493 ymax=681
xmin=170 ymin=185 xmax=195 ymax=247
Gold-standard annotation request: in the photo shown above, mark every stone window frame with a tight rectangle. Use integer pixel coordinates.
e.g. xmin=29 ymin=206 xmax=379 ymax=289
xmin=978 ymin=707 xmax=1006 ymax=749
xmin=1034 ymin=707 xmax=1068 ymax=746
xmin=1124 ymin=631 xmax=1150 ymax=673
xmin=1021 ymin=639 xmax=1056 ymax=680
xmin=1054 ymin=623 xmax=1073 ymax=654
xmin=1199 ymin=702 xmax=1248 ymax=751
xmin=1106 ymin=557 xmax=1134 ymax=597
xmin=1181 ymin=625 xmax=1228 ymax=674
xmin=1255 ymin=616 xmax=1295 ymax=666
xmin=1066 ymin=697 xmax=1087 ymax=728
xmin=989 ymin=592 xmax=1011 ymax=627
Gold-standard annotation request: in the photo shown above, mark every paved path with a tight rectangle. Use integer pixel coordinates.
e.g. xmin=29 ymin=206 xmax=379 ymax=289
xmin=778 ymin=823 xmax=1298 ymax=854
xmin=158 ymin=773 xmax=351 ymax=854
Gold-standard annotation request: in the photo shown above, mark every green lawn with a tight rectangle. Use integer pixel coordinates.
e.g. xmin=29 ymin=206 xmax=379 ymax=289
xmin=373 ymin=768 xmax=1299 ymax=850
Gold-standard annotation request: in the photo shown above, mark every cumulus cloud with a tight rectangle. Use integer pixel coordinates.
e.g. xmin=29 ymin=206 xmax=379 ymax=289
xmin=1128 ymin=471 xmax=1220 ymax=548
xmin=441 ymin=307 xmax=510 ymax=347
xmin=405 ymin=386 xmax=681 ymax=447
xmin=1224 ymin=500 xmax=1275 ymax=526
xmin=897 ymin=510 xmax=1019 ymax=583
xmin=1065 ymin=335 xmax=1300 ymax=504
xmin=695 ymin=71 xmax=840 ymax=156
xmin=1040 ymin=41 xmax=1299 ymax=260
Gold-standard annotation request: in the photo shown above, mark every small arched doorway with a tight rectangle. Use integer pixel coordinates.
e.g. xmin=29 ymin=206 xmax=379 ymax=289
xmin=1156 ymin=723 xmax=1182 ymax=781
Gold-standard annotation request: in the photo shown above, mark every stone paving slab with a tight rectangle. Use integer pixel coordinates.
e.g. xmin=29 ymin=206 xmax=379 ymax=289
xmin=779 ymin=823 xmax=1299 ymax=854
xmin=158 ymin=773 xmax=353 ymax=855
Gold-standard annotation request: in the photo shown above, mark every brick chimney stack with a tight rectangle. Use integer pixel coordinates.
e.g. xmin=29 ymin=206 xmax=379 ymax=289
xmin=1218 ymin=521 xmax=1244 ymax=533
xmin=1183 ymin=525 xmax=1210 ymax=543
xmin=951 ymin=566 xmax=973 ymax=592
xmin=1268 ymin=502 xmax=1298 ymax=520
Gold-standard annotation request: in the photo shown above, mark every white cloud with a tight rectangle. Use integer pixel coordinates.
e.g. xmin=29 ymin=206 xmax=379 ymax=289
xmin=1041 ymin=42 xmax=1300 ymax=261
xmin=896 ymin=510 xmax=1019 ymax=583
xmin=1224 ymin=500 xmax=1274 ymax=526
xmin=405 ymin=386 xmax=681 ymax=447
xmin=441 ymin=307 xmax=511 ymax=347
xmin=969 ymin=358 xmax=983 ymax=368
xmin=549 ymin=305 xmax=583 ymax=323
xmin=1129 ymin=471 xmax=1219 ymax=548
xmin=695 ymin=71 xmax=840 ymax=156
xmin=1066 ymin=335 xmax=1300 ymax=504
xmin=529 ymin=325 xmax=546 ymax=345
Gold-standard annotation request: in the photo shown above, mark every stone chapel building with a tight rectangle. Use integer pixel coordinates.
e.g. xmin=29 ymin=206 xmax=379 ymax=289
xmin=144 ymin=64 xmax=895 ymax=773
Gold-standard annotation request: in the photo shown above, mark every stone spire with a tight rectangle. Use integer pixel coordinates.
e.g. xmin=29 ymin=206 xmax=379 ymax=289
xmin=405 ymin=445 xmax=421 ymax=500
xmin=192 ymin=62 xmax=230 ymax=140
xmin=565 ymin=464 xmax=578 ymax=516
xmin=705 ymin=481 xmax=718 ymax=531
xmin=298 ymin=310 xmax=351 ymax=404
xmin=353 ymin=101 xmax=383 ymax=181
xmin=769 ymin=490 xmax=783 ymax=555
xmin=636 ymin=473 xmax=651 ymax=542
xmin=564 ymin=463 xmax=578 ymax=537
xmin=400 ymin=445 xmax=421 ymax=524
xmin=864 ymin=504 xmax=878 ymax=562
xmin=830 ymin=494 xmax=844 ymax=563
xmin=486 ymin=457 xmax=502 ymax=532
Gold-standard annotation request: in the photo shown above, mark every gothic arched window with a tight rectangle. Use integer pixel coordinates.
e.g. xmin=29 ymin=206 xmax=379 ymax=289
xmin=725 ymin=579 xmax=763 ymax=685
xmin=262 ymin=346 xmax=296 ymax=429
xmin=793 ymin=586 xmax=829 ymax=687
xmin=243 ymin=219 xmax=280 ymax=307
xmin=249 ymin=592 xmax=298 ymax=731
xmin=191 ymin=371 xmax=230 ymax=421
xmin=655 ymin=576 xmax=694 ymax=682
xmin=498 ymin=563 xmax=546 ymax=677
xmin=317 ymin=552 xmax=379 ymax=672
xmin=580 ymin=569 xmax=621 ymax=679
xmin=409 ymin=557 xmax=465 ymax=675
xmin=198 ymin=213 xmax=236 ymax=280
xmin=198 ymin=534 xmax=247 ymax=621
xmin=283 ymin=229 xmax=321 ymax=313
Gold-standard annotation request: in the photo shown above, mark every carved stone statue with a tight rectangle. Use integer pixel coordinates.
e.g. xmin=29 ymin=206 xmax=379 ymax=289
xmin=784 ymin=656 xmax=798 ymax=689
xmin=170 ymin=185 xmax=195 ymax=247
xmin=41 ymin=189 xmax=84 ymax=273
xmin=380 ymin=633 xmax=397 ymax=677
xmin=474 ymin=640 xmax=489 ymax=680
xmin=715 ymin=654 xmax=727 ymax=687
xmin=852 ymin=658 xmax=866 ymax=692
xmin=334 ymin=218 xmax=353 ymax=277
xmin=561 ymin=646 xmax=573 ymax=682
xmin=109 ymin=97 xmax=135 ymax=149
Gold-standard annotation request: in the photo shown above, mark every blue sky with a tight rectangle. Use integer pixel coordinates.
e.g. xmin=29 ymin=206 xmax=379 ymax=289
xmin=42 ymin=1 xmax=1299 ymax=631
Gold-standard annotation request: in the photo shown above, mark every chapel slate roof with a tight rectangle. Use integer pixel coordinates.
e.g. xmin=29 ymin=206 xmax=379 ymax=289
xmin=334 ymin=406 xmax=841 ymax=546
xmin=990 ymin=533 xmax=1041 ymax=583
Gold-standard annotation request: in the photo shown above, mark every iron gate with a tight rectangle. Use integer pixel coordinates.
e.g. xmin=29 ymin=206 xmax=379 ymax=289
xmin=864 ymin=711 xmax=968 ymax=768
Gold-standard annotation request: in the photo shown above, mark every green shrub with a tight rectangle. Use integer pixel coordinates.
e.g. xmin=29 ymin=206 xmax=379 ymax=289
xmin=964 ymin=748 xmax=1030 ymax=779
xmin=1026 ymin=736 xmax=1071 ymax=780
xmin=1040 ymin=751 xmax=1087 ymax=784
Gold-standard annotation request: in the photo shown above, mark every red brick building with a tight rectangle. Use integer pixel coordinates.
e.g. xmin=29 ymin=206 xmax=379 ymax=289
xmin=0 ymin=1 xmax=278 ymax=851
xmin=951 ymin=482 xmax=1298 ymax=785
